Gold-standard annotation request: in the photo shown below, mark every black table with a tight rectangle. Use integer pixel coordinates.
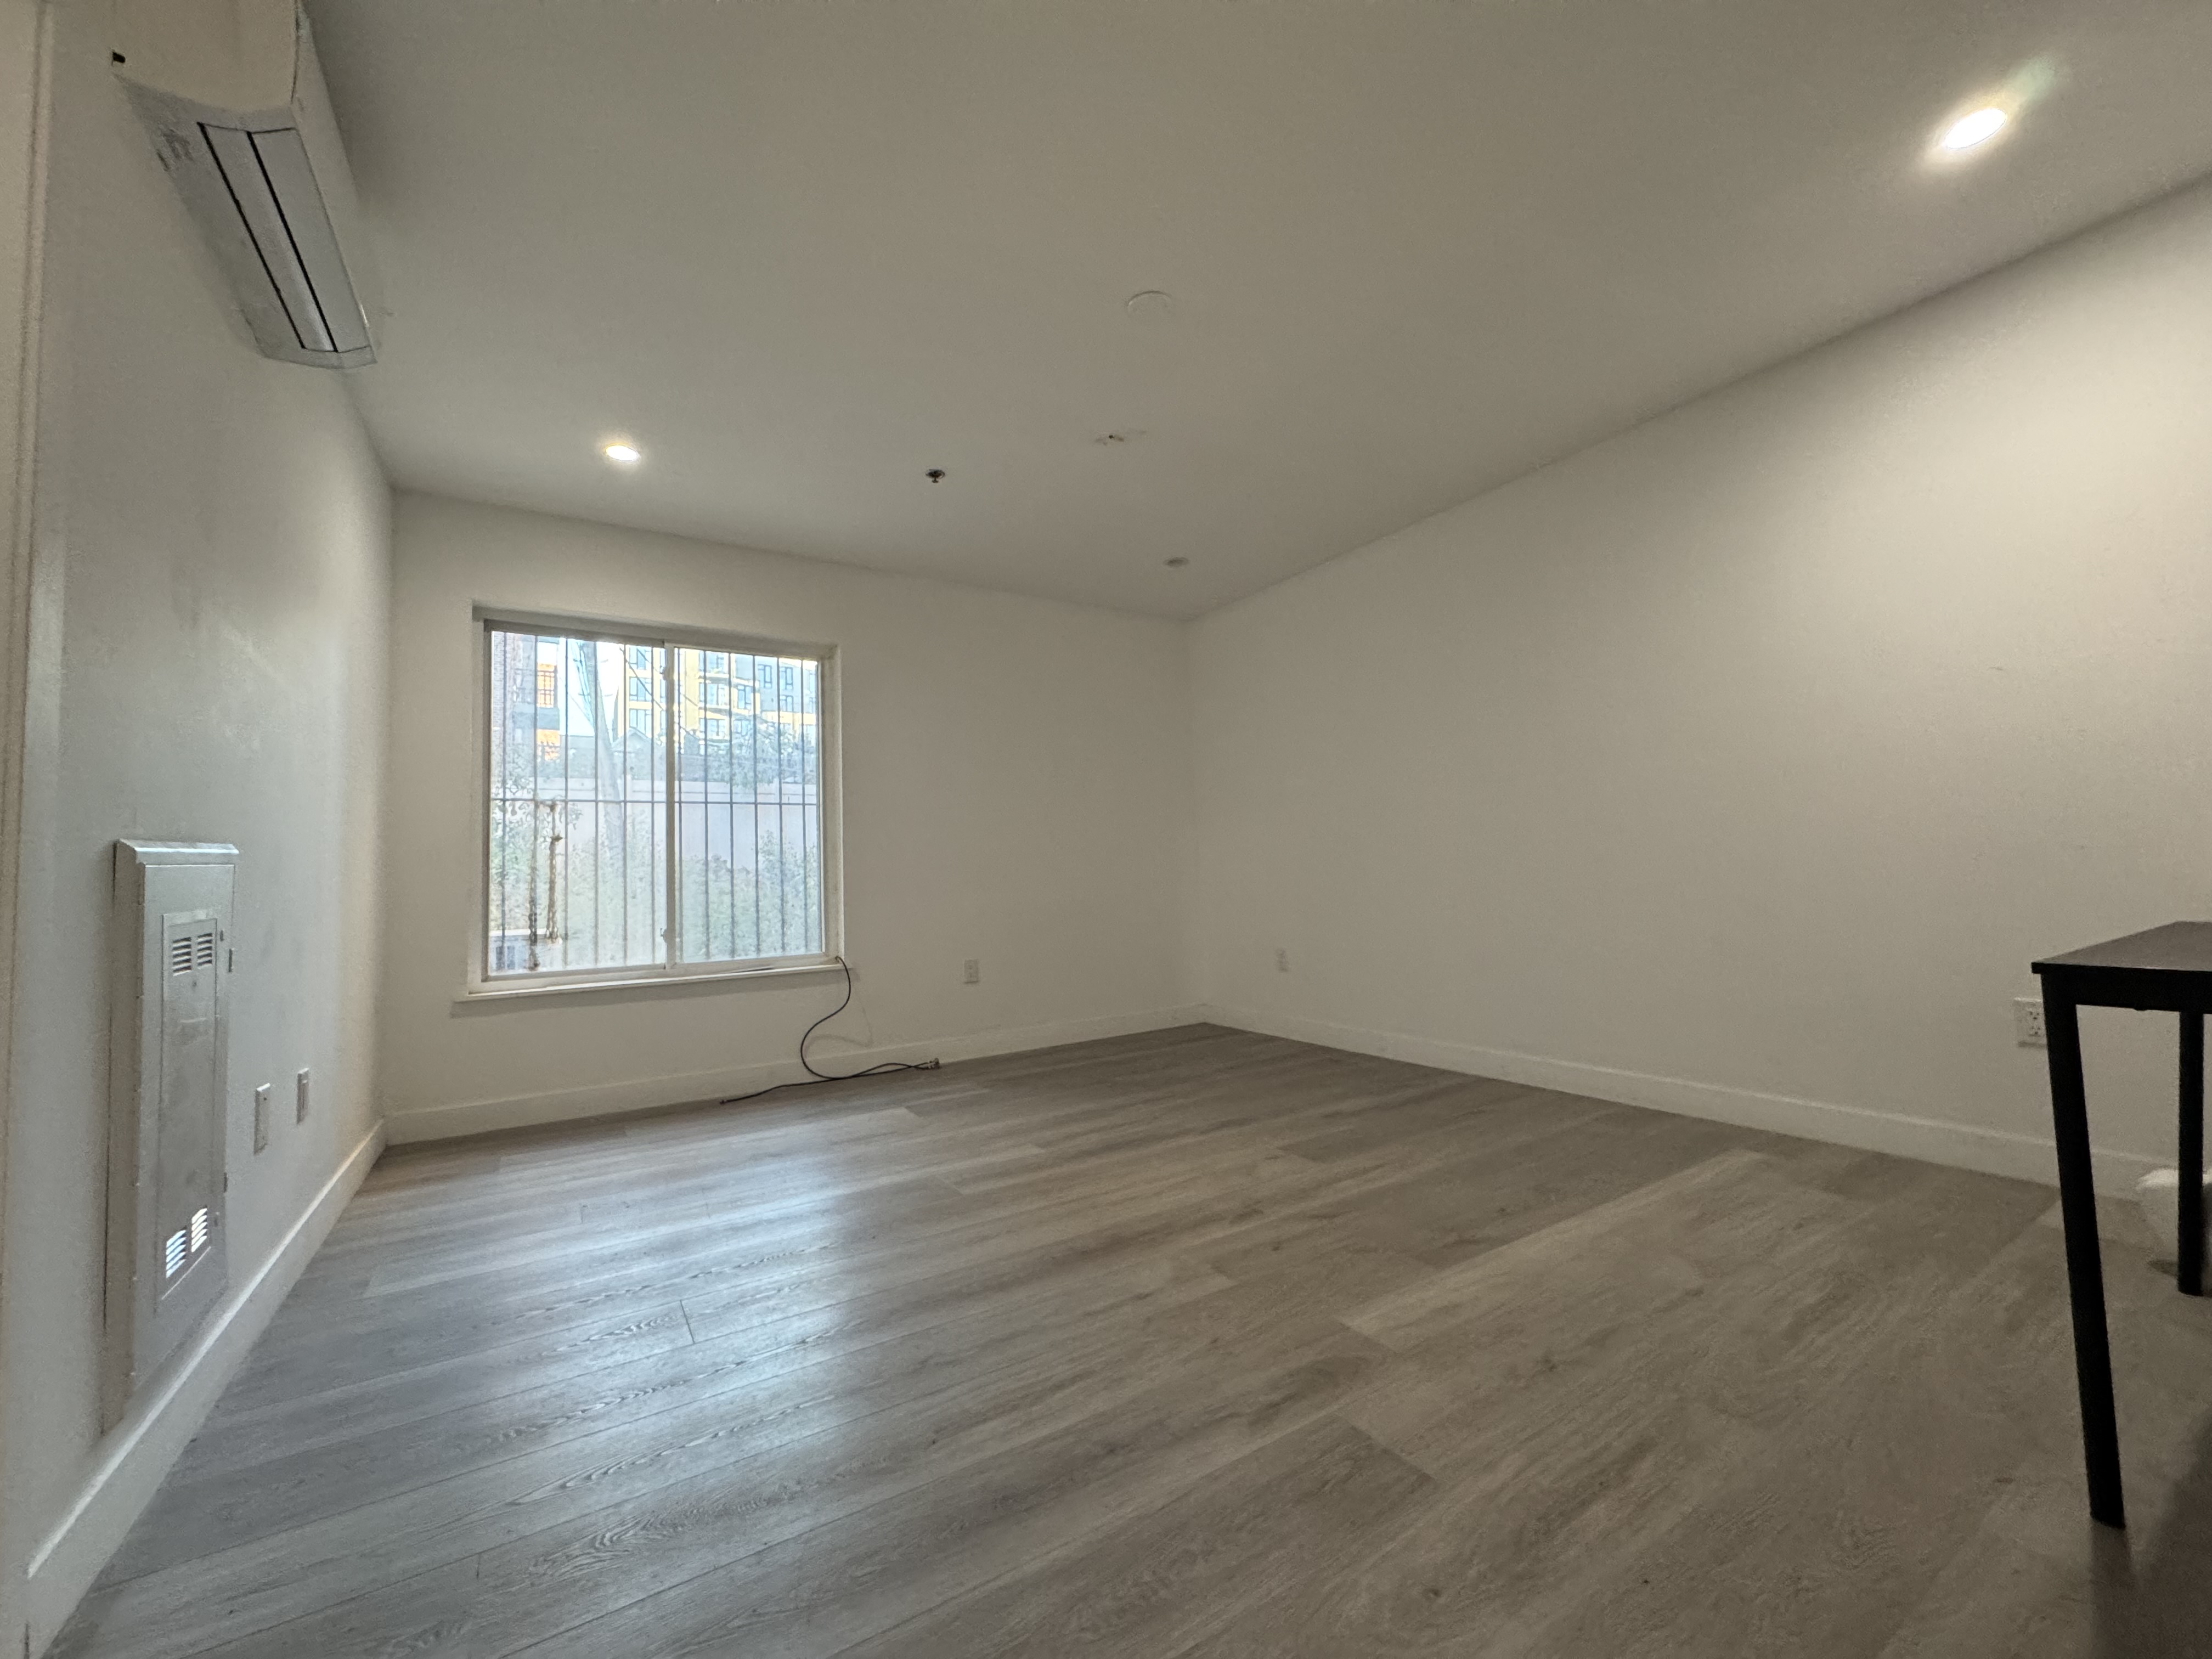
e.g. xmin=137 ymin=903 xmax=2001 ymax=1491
xmin=2033 ymin=921 xmax=2212 ymax=1530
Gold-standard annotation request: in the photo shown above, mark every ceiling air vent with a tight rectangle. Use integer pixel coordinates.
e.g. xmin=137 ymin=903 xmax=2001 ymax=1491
xmin=112 ymin=1 xmax=377 ymax=369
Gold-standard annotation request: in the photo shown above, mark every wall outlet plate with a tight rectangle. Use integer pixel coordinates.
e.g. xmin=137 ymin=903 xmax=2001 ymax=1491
xmin=1275 ymin=948 xmax=1290 ymax=973
xmin=2014 ymin=997 xmax=2047 ymax=1048
xmin=296 ymin=1067 xmax=311 ymax=1124
xmin=962 ymin=958 xmax=980 ymax=985
xmin=252 ymin=1084 xmax=272 ymax=1152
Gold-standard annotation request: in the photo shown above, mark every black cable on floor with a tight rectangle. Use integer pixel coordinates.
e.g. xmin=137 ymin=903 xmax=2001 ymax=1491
xmin=718 ymin=955 xmax=940 ymax=1105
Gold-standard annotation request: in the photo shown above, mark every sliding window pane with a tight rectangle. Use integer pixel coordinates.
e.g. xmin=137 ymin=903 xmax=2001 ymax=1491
xmin=486 ymin=627 xmax=666 ymax=975
xmin=673 ymin=645 xmax=824 ymax=963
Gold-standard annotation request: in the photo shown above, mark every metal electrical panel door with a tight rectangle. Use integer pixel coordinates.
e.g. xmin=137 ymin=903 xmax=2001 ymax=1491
xmin=106 ymin=841 xmax=238 ymax=1426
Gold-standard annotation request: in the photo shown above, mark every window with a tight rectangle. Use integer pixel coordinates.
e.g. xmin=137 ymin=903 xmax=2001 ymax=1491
xmin=483 ymin=619 xmax=833 ymax=985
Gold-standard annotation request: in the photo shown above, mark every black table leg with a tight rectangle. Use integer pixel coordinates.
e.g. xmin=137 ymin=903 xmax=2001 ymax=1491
xmin=2182 ymin=1012 xmax=2204 ymax=1297
xmin=2043 ymin=992 xmax=2125 ymax=1528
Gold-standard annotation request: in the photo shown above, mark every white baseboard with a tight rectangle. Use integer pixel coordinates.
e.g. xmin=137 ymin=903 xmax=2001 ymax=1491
xmin=25 ymin=1122 xmax=386 ymax=1655
xmin=382 ymin=1005 xmax=1209 ymax=1144
xmin=1201 ymin=1003 xmax=2158 ymax=1195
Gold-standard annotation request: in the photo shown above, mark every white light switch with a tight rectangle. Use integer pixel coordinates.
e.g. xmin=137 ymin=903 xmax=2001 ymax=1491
xmin=296 ymin=1068 xmax=311 ymax=1124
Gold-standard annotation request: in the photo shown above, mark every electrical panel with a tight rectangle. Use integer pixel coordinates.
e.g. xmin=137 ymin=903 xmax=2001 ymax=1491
xmin=105 ymin=840 xmax=237 ymax=1426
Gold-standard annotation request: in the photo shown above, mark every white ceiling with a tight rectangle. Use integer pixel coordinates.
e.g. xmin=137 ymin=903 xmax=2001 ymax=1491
xmin=309 ymin=0 xmax=2212 ymax=618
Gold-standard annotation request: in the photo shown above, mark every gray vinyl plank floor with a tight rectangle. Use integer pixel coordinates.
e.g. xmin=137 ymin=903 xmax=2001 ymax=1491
xmin=51 ymin=1024 xmax=2212 ymax=1657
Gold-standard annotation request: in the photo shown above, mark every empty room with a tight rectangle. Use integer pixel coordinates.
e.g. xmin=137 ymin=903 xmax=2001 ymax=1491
xmin=3 ymin=0 xmax=2212 ymax=1654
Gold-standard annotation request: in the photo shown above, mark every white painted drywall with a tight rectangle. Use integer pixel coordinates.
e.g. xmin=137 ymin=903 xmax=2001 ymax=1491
xmin=379 ymin=493 xmax=1192 ymax=1141
xmin=0 ymin=5 xmax=390 ymax=1650
xmin=1192 ymin=178 xmax=2212 ymax=1190
xmin=0 ymin=0 xmax=46 ymax=1647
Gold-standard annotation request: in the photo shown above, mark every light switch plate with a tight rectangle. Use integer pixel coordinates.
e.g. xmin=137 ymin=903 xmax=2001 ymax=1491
xmin=252 ymin=1084 xmax=271 ymax=1152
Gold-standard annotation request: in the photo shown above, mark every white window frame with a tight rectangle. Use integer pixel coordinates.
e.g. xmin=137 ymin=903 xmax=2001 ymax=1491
xmin=463 ymin=606 xmax=844 ymax=1001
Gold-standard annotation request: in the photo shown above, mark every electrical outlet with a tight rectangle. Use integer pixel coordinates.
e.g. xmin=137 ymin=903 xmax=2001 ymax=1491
xmin=962 ymin=958 xmax=980 ymax=985
xmin=1275 ymin=948 xmax=1290 ymax=974
xmin=296 ymin=1068 xmax=311 ymax=1124
xmin=252 ymin=1084 xmax=272 ymax=1152
xmin=2014 ymin=997 xmax=2047 ymax=1048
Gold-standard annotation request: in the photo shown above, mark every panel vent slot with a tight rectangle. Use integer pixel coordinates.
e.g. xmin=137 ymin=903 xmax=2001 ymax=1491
xmin=160 ymin=1207 xmax=214 ymax=1283
xmin=170 ymin=927 xmax=218 ymax=975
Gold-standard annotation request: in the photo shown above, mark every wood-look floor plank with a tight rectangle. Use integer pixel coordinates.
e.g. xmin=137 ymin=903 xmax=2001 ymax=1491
xmin=122 ymin=1245 xmax=1239 ymax=1581
xmin=54 ymin=1024 xmax=2212 ymax=1659
xmin=837 ymin=1416 xmax=1434 ymax=1659
xmin=61 ymin=1260 xmax=1244 ymax=1659
xmin=192 ymin=1330 xmax=1387 ymax=1659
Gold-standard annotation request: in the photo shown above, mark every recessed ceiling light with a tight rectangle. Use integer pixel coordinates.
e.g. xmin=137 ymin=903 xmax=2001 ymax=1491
xmin=602 ymin=442 xmax=641 ymax=465
xmin=1936 ymin=105 xmax=2010 ymax=154
xmin=1164 ymin=557 xmax=1189 ymax=568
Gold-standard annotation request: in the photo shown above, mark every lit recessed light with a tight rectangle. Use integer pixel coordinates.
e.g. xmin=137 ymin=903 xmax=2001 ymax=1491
xmin=1937 ymin=105 xmax=2010 ymax=154
xmin=602 ymin=442 xmax=641 ymax=465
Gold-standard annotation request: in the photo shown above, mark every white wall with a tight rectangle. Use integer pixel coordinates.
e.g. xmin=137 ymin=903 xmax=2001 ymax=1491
xmin=0 ymin=5 xmax=390 ymax=1651
xmin=380 ymin=493 xmax=1191 ymax=1140
xmin=0 ymin=0 xmax=48 ymax=1646
xmin=1193 ymin=178 xmax=2212 ymax=1190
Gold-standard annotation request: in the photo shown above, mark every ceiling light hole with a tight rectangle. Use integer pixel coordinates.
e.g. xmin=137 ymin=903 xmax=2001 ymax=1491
xmin=925 ymin=468 xmax=947 ymax=483
xmin=1125 ymin=290 xmax=1177 ymax=326
xmin=602 ymin=442 xmax=641 ymax=465
xmin=1164 ymin=557 xmax=1189 ymax=568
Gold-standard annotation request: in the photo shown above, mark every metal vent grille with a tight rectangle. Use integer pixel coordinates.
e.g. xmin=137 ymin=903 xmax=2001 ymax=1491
xmin=161 ymin=1207 xmax=215 ymax=1281
xmin=168 ymin=926 xmax=217 ymax=975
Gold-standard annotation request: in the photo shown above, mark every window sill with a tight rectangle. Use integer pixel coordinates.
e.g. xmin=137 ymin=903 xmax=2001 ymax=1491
xmin=455 ymin=958 xmax=843 ymax=1005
